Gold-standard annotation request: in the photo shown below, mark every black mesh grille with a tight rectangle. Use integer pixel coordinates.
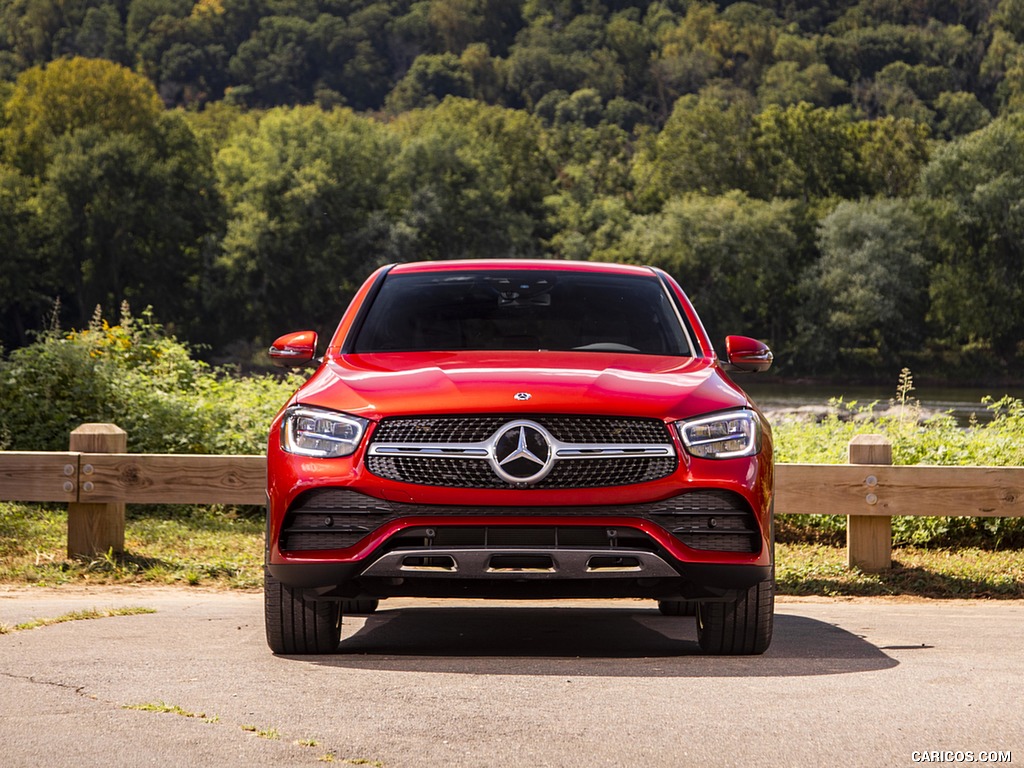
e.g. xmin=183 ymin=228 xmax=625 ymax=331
xmin=278 ymin=490 xmax=390 ymax=551
xmin=284 ymin=531 xmax=368 ymax=550
xmin=279 ymin=488 xmax=760 ymax=554
xmin=648 ymin=489 xmax=760 ymax=552
xmin=545 ymin=457 xmax=677 ymax=488
xmin=365 ymin=456 xmax=499 ymax=488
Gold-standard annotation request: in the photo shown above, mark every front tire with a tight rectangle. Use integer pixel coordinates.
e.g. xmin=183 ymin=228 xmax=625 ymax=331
xmin=696 ymin=580 xmax=774 ymax=655
xmin=264 ymin=570 xmax=342 ymax=654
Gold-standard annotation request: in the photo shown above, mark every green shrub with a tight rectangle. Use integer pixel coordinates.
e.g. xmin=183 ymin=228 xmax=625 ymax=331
xmin=772 ymin=375 xmax=1024 ymax=549
xmin=0 ymin=304 xmax=303 ymax=453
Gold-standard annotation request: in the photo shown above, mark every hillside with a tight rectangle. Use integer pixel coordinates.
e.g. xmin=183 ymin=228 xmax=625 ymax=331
xmin=2 ymin=0 xmax=1023 ymax=379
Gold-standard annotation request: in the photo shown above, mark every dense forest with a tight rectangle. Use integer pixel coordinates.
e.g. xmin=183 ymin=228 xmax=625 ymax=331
xmin=2 ymin=0 xmax=1024 ymax=380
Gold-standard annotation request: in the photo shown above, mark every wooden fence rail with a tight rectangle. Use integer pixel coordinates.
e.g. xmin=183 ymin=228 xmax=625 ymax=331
xmin=1 ymin=425 xmax=1022 ymax=572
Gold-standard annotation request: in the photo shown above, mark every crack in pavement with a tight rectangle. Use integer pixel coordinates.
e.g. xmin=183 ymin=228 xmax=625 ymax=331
xmin=1 ymin=669 xmax=95 ymax=699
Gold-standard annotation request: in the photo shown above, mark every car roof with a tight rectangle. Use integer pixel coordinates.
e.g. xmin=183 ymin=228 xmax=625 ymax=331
xmin=387 ymin=259 xmax=659 ymax=277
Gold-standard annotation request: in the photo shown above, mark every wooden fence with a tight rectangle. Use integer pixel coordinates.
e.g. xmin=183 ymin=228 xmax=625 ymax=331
xmin=1 ymin=425 xmax=1022 ymax=573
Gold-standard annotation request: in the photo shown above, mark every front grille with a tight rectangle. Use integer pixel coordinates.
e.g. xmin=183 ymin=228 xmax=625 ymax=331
xmin=278 ymin=488 xmax=760 ymax=554
xmin=364 ymin=455 xmax=677 ymax=489
xmin=371 ymin=415 xmax=669 ymax=445
xmin=366 ymin=414 xmax=677 ymax=489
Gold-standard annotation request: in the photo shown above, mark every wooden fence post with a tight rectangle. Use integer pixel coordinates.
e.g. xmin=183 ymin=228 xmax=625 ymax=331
xmin=847 ymin=434 xmax=892 ymax=572
xmin=68 ymin=423 xmax=127 ymax=559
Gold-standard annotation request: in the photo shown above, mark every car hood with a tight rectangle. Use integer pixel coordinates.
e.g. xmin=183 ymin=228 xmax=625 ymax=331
xmin=293 ymin=351 xmax=750 ymax=422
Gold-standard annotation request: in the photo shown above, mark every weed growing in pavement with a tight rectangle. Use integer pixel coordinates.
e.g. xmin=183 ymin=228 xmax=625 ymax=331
xmin=8 ymin=607 xmax=155 ymax=632
xmin=242 ymin=725 xmax=280 ymax=740
xmin=124 ymin=702 xmax=219 ymax=723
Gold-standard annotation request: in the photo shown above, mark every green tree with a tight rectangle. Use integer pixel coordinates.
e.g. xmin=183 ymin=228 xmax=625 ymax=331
xmin=982 ymin=14 xmax=1024 ymax=111
xmin=751 ymin=101 xmax=861 ymax=200
xmin=34 ymin=113 xmax=222 ymax=335
xmin=933 ymin=90 xmax=991 ymax=139
xmin=75 ymin=4 xmax=129 ymax=63
xmin=757 ymin=60 xmax=846 ymax=107
xmin=126 ymin=0 xmax=256 ymax=106
xmin=604 ymin=8 xmax=654 ymax=103
xmin=800 ymin=198 xmax=930 ymax=372
xmin=853 ymin=115 xmax=931 ymax=197
xmin=544 ymin=119 xmax=636 ymax=259
xmin=651 ymin=2 xmax=782 ymax=113
xmin=426 ymin=0 xmax=490 ymax=53
xmin=631 ymin=88 xmax=758 ymax=207
xmin=214 ymin=105 xmax=395 ymax=344
xmin=0 ymin=58 xmax=217 ymax=337
xmin=383 ymin=98 xmax=552 ymax=262
xmin=919 ymin=114 xmax=1024 ymax=366
xmin=1 ymin=56 xmax=164 ymax=176
xmin=0 ymin=162 xmax=44 ymax=348
xmin=823 ymin=23 xmax=926 ymax=82
xmin=227 ymin=15 xmax=318 ymax=106
xmin=334 ymin=2 xmax=404 ymax=110
xmin=459 ymin=42 xmax=503 ymax=102
xmin=385 ymin=52 xmax=473 ymax=112
xmin=594 ymin=191 xmax=800 ymax=352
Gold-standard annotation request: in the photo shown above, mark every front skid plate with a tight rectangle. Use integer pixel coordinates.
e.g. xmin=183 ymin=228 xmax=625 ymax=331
xmin=359 ymin=547 xmax=681 ymax=580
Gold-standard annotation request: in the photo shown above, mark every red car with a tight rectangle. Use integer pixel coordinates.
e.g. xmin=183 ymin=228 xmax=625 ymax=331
xmin=265 ymin=260 xmax=775 ymax=655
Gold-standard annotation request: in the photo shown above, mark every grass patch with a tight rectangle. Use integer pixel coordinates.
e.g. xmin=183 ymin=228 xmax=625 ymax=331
xmin=777 ymin=543 xmax=1024 ymax=598
xmin=0 ymin=502 xmax=263 ymax=589
xmin=2 ymin=606 xmax=156 ymax=633
xmin=242 ymin=725 xmax=280 ymax=740
xmin=315 ymin=757 xmax=384 ymax=767
xmin=124 ymin=702 xmax=219 ymax=723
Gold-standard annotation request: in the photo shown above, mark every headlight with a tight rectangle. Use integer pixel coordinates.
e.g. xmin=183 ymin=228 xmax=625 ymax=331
xmin=281 ymin=406 xmax=368 ymax=458
xmin=677 ymin=409 xmax=761 ymax=459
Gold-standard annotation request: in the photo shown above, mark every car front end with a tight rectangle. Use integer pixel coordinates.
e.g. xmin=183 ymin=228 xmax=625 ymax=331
xmin=265 ymin=260 xmax=775 ymax=655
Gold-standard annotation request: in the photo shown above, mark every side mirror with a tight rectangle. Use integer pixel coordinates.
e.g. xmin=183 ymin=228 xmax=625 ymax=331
xmin=268 ymin=331 xmax=319 ymax=367
xmin=725 ymin=335 xmax=773 ymax=373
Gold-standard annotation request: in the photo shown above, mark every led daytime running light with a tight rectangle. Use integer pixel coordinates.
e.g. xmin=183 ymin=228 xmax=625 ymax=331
xmin=281 ymin=407 xmax=367 ymax=458
xmin=678 ymin=410 xmax=760 ymax=460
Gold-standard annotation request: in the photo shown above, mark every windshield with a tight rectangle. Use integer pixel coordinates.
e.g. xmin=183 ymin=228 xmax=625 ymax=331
xmin=351 ymin=269 xmax=694 ymax=356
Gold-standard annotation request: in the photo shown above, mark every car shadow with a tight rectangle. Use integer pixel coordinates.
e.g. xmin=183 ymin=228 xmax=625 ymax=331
xmin=295 ymin=605 xmax=898 ymax=678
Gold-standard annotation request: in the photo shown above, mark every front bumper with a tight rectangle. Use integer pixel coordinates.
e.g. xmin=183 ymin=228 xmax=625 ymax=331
xmin=266 ymin=420 xmax=774 ymax=600
xmin=267 ymin=557 xmax=772 ymax=601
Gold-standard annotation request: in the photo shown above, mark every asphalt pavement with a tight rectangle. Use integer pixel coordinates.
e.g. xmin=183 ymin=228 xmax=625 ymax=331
xmin=1 ymin=587 xmax=1021 ymax=767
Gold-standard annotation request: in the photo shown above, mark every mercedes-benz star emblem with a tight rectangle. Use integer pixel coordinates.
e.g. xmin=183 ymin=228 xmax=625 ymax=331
xmin=489 ymin=420 xmax=554 ymax=485
xmin=514 ymin=392 xmax=532 ymax=401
